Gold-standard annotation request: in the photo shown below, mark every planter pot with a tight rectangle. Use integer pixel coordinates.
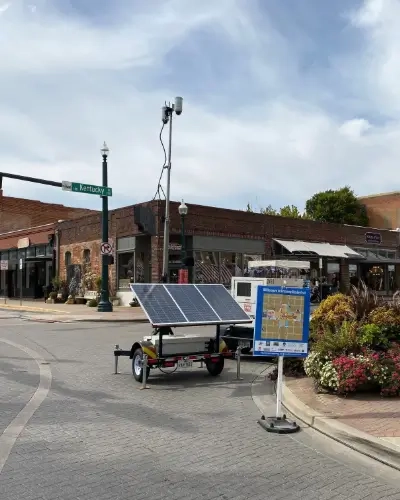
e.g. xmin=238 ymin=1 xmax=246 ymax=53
xmin=75 ymin=297 xmax=86 ymax=305
xmin=112 ymin=298 xmax=120 ymax=306
xmin=46 ymin=298 xmax=56 ymax=304
xmin=57 ymin=293 xmax=63 ymax=300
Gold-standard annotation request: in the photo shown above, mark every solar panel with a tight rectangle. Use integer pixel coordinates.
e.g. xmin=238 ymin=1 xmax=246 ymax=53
xmin=196 ymin=284 xmax=251 ymax=322
xmin=130 ymin=283 xmax=251 ymax=327
xmin=167 ymin=284 xmax=220 ymax=323
xmin=130 ymin=284 xmax=187 ymax=326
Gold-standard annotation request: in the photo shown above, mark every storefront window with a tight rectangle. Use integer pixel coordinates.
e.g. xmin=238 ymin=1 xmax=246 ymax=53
xmin=83 ymin=249 xmax=91 ymax=264
xmin=388 ymin=265 xmax=397 ymax=292
xmin=349 ymin=264 xmax=359 ymax=287
xmin=65 ymin=252 xmax=71 ymax=267
xmin=194 ymin=251 xmax=220 ymax=284
xmin=118 ymin=252 xmax=134 ymax=289
xmin=220 ymin=252 xmax=241 ymax=286
xmin=136 ymin=253 xmax=145 ymax=283
xmin=362 ymin=265 xmax=385 ymax=291
xmin=26 ymin=247 xmax=35 ymax=258
xmin=9 ymin=249 xmax=17 ymax=261
xmin=36 ymin=246 xmax=46 ymax=257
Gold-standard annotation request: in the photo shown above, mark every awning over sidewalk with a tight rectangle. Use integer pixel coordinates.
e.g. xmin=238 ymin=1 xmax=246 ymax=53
xmin=273 ymin=239 xmax=364 ymax=259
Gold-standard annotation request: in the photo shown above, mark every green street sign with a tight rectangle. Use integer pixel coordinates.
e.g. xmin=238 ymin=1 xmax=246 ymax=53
xmin=62 ymin=181 xmax=112 ymax=197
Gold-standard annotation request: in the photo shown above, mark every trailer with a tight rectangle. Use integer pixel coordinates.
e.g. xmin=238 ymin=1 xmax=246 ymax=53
xmin=114 ymin=283 xmax=252 ymax=383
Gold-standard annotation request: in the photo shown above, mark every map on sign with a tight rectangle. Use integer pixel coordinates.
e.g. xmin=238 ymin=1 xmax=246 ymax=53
xmin=253 ymin=286 xmax=310 ymax=358
xmin=261 ymin=294 xmax=304 ymax=341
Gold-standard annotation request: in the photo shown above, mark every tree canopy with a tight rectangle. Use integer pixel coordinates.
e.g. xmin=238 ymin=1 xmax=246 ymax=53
xmin=245 ymin=203 xmax=305 ymax=218
xmin=304 ymin=186 xmax=369 ymax=226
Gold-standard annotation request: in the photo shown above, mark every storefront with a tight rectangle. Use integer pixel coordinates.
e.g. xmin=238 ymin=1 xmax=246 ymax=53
xmin=271 ymin=238 xmax=400 ymax=295
xmin=116 ymin=236 xmax=150 ymax=305
xmin=191 ymin=235 xmax=266 ymax=287
xmin=0 ymin=243 xmax=54 ymax=299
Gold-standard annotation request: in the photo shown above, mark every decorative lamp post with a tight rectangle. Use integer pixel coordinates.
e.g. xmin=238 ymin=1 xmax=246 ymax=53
xmin=97 ymin=141 xmax=113 ymax=312
xmin=178 ymin=200 xmax=188 ymax=267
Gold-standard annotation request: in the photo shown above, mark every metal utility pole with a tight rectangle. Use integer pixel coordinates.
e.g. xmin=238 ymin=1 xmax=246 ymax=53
xmin=161 ymin=97 xmax=183 ymax=283
xmin=97 ymin=142 xmax=113 ymax=312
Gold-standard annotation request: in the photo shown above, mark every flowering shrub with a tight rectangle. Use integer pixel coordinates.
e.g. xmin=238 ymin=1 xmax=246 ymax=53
xmin=332 ymin=353 xmax=377 ymax=394
xmin=374 ymin=346 xmax=400 ymax=397
xmin=368 ymin=305 xmax=400 ymax=327
xmin=312 ymin=294 xmax=355 ymax=327
xmin=319 ymin=361 xmax=338 ymax=390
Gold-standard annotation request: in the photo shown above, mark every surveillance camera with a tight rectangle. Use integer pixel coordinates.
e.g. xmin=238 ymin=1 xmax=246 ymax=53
xmin=174 ymin=96 xmax=183 ymax=115
xmin=161 ymin=106 xmax=169 ymax=124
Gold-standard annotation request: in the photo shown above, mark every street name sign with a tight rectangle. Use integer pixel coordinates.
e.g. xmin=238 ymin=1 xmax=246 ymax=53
xmin=62 ymin=181 xmax=112 ymax=197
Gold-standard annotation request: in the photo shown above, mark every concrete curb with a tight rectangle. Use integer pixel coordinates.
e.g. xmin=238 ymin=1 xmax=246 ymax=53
xmin=17 ymin=314 xmax=149 ymax=324
xmin=282 ymin=381 xmax=400 ymax=471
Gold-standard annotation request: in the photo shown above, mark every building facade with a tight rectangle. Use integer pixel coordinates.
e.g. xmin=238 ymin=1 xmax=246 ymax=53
xmin=0 ymin=191 xmax=98 ymax=299
xmin=56 ymin=200 xmax=400 ymax=306
xmin=359 ymin=192 xmax=400 ymax=230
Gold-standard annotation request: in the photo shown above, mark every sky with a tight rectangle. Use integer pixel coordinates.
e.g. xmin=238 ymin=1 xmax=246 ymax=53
xmin=0 ymin=0 xmax=399 ymax=213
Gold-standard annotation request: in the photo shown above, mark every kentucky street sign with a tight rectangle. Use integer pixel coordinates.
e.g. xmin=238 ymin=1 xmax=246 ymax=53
xmin=62 ymin=181 xmax=112 ymax=197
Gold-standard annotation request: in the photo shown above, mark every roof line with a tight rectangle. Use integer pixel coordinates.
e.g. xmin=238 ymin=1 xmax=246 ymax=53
xmin=0 ymin=222 xmax=55 ymax=237
xmin=358 ymin=191 xmax=400 ymax=199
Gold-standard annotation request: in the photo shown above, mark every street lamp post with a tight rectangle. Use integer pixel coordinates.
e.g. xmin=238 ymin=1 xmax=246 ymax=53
xmin=161 ymin=96 xmax=183 ymax=282
xmin=97 ymin=142 xmax=113 ymax=312
xmin=178 ymin=200 xmax=188 ymax=266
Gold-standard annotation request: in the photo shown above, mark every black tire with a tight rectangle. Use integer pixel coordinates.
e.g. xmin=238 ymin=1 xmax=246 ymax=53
xmin=132 ymin=348 xmax=151 ymax=382
xmin=205 ymin=356 xmax=224 ymax=376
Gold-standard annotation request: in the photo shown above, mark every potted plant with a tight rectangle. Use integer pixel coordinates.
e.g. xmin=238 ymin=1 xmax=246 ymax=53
xmin=47 ymin=291 xmax=58 ymax=304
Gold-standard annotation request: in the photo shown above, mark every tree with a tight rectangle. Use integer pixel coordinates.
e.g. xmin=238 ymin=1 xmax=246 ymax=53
xmin=305 ymin=186 xmax=369 ymax=226
xmin=279 ymin=205 xmax=303 ymax=218
xmin=245 ymin=203 xmax=304 ymax=218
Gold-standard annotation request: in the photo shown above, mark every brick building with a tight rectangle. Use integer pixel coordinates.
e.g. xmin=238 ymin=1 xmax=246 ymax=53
xmin=359 ymin=192 xmax=400 ymax=230
xmin=0 ymin=190 xmax=97 ymax=299
xmin=57 ymin=199 xmax=400 ymax=306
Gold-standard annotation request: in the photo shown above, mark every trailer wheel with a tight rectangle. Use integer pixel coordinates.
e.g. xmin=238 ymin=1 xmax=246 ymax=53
xmin=132 ymin=348 xmax=151 ymax=382
xmin=205 ymin=356 xmax=224 ymax=376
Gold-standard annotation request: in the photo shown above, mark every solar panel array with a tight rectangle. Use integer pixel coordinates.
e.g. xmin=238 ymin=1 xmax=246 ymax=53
xmin=130 ymin=283 xmax=251 ymax=327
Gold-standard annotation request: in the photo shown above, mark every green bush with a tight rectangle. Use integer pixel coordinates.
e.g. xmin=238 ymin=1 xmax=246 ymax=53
xmin=88 ymin=298 xmax=98 ymax=307
xmin=358 ymin=323 xmax=390 ymax=349
xmin=312 ymin=321 xmax=360 ymax=357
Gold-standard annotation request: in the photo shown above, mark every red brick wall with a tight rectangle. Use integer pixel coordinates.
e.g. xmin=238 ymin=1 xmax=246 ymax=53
xmin=165 ymin=201 xmax=399 ymax=248
xmin=0 ymin=190 xmax=98 ymax=233
xmin=359 ymin=193 xmax=400 ymax=230
xmin=56 ymin=199 xmax=400 ymax=286
xmin=0 ymin=224 xmax=55 ymax=250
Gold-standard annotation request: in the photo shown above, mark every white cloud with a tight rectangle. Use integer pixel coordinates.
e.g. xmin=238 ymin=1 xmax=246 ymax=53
xmin=1 ymin=0 xmax=400 ymax=212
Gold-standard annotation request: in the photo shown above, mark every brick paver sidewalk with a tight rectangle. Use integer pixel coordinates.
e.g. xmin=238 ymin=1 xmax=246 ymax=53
xmin=286 ymin=377 xmax=400 ymax=446
xmin=0 ymin=299 xmax=147 ymax=322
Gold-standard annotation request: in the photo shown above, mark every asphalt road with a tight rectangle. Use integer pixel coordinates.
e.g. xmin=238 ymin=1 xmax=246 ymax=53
xmin=1 ymin=316 xmax=400 ymax=500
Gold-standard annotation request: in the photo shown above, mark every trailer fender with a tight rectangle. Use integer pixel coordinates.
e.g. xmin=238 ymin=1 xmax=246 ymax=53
xmin=219 ymin=339 xmax=229 ymax=353
xmin=130 ymin=341 xmax=158 ymax=360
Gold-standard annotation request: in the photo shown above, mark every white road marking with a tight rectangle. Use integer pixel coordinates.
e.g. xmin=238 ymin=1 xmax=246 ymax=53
xmin=0 ymin=338 xmax=52 ymax=475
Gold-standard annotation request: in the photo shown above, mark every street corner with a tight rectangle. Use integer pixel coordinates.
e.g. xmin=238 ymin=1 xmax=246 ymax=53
xmin=281 ymin=378 xmax=400 ymax=471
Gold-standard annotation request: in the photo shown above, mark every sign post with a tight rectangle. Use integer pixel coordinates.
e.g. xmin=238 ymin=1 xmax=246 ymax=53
xmin=0 ymin=260 xmax=7 ymax=304
xmin=253 ymin=284 xmax=310 ymax=433
xmin=19 ymin=258 xmax=23 ymax=306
